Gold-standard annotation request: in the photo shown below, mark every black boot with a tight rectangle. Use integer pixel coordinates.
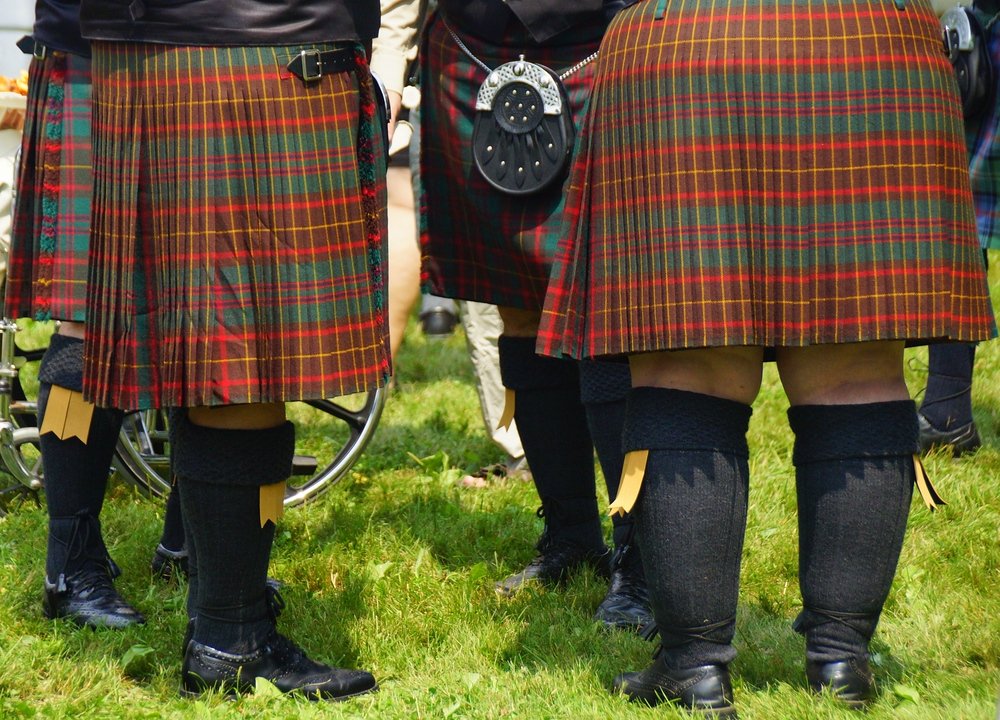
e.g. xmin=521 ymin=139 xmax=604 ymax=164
xmin=43 ymin=512 xmax=146 ymax=628
xmin=38 ymin=335 xmax=143 ymax=628
xmin=613 ymin=388 xmax=751 ymax=716
xmin=789 ymin=401 xmax=917 ymax=708
xmin=494 ymin=498 xmax=612 ymax=595
xmin=594 ymin=532 xmax=651 ymax=630
xmin=495 ymin=338 xmax=609 ymax=595
xmin=917 ymin=343 xmax=979 ymax=455
xmin=151 ymin=483 xmax=188 ymax=581
xmin=171 ymin=411 xmax=377 ymax=700
xmin=580 ymin=360 xmax=652 ymax=630
xmin=613 ymin=647 xmax=737 ymax=716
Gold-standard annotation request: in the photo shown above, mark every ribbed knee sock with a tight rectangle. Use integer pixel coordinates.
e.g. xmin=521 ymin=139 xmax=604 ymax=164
xmin=625 ymin=387 xmax=752 ymax=668
xmin=38 ymin=334 xmax=124 ymax=581
xmin=157 ymin=483 xmax=186 ymax=552
xmin=919 ymin=343 xmax=975 ymax=430
xmin=171 ymin=410 xmax=294 ymax=653
xmin=498 ymin=336 xmax=603 ymax=551
xmin=579 ymin=359 xmax=638 ymax=562
xmin=788 ymin=401 xmax=917 ymax=663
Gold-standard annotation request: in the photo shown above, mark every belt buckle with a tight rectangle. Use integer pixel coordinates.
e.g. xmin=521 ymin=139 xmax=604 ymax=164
xmin=33 ymin=41 xmax=47 ymax=60
xmin=298 ymin=48 xmax=323 ymax=82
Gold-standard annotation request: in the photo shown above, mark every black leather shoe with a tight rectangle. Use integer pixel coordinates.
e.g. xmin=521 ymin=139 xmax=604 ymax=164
xmin=151 ymin=544 xmax=189 ymax=582
xmin=594 ymin=557 xmax=652 ymax=631
xmin=613 ymin=652 xmax=737 ymax=716
xmin=806 ymin=657 xmax=874 ymax=709
xmin=43 ymin=568 xmax=146 ymax=629
xmin=496 ymin=537 xmax=611 ymax=596
xmin=420 ymin=307 xmax=458 ymax=337
xmin=918 ymin=413 xmax=981 ymax=456
xmin=181 ymin=630 xmax=378 ymax=701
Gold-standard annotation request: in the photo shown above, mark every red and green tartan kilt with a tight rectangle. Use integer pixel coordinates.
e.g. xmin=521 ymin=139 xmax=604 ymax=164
xmin=7 ymin=52 xmax=92 ymax=322
xmin=539 ymin=0 xmax=996 ymax=358
xmin=85 ymin=42 xmax=389 ymax=410
xmin=419 ymin=12 xmax=601 ymax=310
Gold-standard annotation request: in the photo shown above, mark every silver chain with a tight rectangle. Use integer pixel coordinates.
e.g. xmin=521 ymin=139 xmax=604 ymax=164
xmin=443 ymin=20 xmax=599 ymax=82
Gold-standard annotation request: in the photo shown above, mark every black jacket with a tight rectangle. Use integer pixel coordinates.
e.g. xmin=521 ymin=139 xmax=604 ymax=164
xmin=33 ymin=0 xmax=89 ymax=58
xmin=439 ymin=0 xmax=634 ymax=45
xmin=79 ymin=0 xmax=380 ymax=46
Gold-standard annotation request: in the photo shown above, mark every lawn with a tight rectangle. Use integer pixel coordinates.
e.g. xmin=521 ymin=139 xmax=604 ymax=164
xmin=0 ymin=266 xmax=998 ymax=719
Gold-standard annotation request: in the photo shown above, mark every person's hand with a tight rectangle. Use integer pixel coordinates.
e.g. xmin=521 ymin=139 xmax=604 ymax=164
xmin=0 ymin=109 xmax=24 ymax=132
xmin=387 ymin=89 xmax=402 ymax=142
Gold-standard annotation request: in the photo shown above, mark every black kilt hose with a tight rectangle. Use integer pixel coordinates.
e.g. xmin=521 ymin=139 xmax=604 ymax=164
xmin=84 ymin=43 xmax=390 ymax=410
xmin=419 ymin=11 xmax=601 ymax=310
xmin=539 ymin=0 xmax=996 ymax=358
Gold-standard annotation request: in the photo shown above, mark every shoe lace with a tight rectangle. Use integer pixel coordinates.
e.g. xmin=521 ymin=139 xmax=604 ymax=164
xmin=67 ymin=566 xmax=121 ymax=604
xmin=265 ymin=584 xmax=286 ymax=625
xmin=50 ymin=511 xmax=119 ymax=593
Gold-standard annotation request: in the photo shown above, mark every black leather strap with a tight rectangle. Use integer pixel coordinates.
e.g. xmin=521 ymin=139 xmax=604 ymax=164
xmin=17 ymin=35 xmax=47 ymax=59
xmin=286 ymin=47 xmax=355 ymax=83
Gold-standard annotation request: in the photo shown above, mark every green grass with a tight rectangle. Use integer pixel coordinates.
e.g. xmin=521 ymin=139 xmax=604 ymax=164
xmin=1 ymin=274 xmax=999 ymax=719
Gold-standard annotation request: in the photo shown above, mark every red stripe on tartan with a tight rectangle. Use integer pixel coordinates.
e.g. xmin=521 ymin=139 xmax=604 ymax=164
xmin=624 ymin=313 xmax=995 ymax=336
xmin=655 ymin=6 xmax=931 ymax=26
xmin=151 ymin=115 xmax=352 ymax=133
xmin=623 ymin=135 xmax=965 ymax=156
xmin=588 ymin=185 xmax=973 ymax=203
xmin=590 ymin=266 xmax=980 ymax=288
xmin=639 ymin=54 xmax=949 ymax=71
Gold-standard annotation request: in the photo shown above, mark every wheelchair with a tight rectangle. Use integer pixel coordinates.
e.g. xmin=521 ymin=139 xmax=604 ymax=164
xmin=0 ymin=317 xmax=386 ymax=514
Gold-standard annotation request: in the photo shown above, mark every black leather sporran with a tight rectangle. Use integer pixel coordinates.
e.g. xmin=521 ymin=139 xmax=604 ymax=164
xmin=471 ymin=57 xmax=575 ymax=196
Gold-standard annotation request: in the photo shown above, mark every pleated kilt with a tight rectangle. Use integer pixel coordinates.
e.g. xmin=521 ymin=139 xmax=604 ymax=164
xmin=7 ymin=51 xmax=92 ymax=322
xmin=539 ymin=0 xmax=996 ymax=359
xmin=419 ymin=12 xmax=601 ymax=309
xmin=85 ymin=43 xmax=389 ymax=410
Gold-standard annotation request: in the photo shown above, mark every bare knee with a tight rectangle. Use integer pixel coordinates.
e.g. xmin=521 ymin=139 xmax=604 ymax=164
xmin=629 ymin=347 xmax=764 ymax=405
xmin=498 ymin=306 xmax=541 ymax=338
xmin=188 ymin=402 xmax=286 ymax=430
xmin=777 ymin=342 xmax=907 ymax=405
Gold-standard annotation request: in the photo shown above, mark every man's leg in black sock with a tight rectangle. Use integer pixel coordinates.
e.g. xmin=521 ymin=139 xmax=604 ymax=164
xmin=917 ymin=343 xmax=979 ymax=454
xmin=788 ymin=401 xmax=916 ymax=706
xmin=38 ymin=334 xmax=144 ymax=628
xmin=612 ymin=388 xmax=750 ymax=715
xmin=171 ymin=409 xmax=377 ymax=700
xmin=151 ymin=483 xmax=189 ymax=581
xmin=495 ymin=336 xmax=608 ymax=594
xmin=579 ymin=360 xmax=651 ymax=630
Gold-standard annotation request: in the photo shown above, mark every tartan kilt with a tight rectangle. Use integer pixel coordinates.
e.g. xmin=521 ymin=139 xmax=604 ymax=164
xmin=539 ymin=0 xmax=996 ymax=359
xmin=85 ymin=43 xmax=389 ymax=410
xmin=7 ymin=52 xmax=92 ymax=322
xmin=968 ymin=12 xmax=1000 ymax=250
xmin=419 ymin=11 xmax=601 ymax=310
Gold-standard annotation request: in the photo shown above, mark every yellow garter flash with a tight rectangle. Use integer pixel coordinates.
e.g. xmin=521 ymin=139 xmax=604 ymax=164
xmin=497 ymin=388 xmax=516 ymax=431
xmin=259 ymin=481 xmax=286 ymax=527
xmin=913 ymin=454 xmax=945 ymax=511
xmin=39 ymin=385 xmax=94 ymax=443
xmin=609 ymin=449 xmax=649 ymax=517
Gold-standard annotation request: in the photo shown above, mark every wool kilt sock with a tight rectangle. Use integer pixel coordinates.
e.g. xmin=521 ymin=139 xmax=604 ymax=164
xmin=788 ymin=401 xmax=917 ymax=663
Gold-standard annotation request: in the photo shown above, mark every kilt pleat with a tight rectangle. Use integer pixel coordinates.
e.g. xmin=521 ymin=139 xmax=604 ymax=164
xmin=419 ymin=12 xmax=601 ymax=309
xmin=7 ymin=52 xmax=92 ymax=322
xmin=85 ymin=43 xmax=389 ymax=409
xmin=968 ymin=15 xmax=1000 ymax=249
xmin=540 ymin=0 xmax=996 ymax=358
